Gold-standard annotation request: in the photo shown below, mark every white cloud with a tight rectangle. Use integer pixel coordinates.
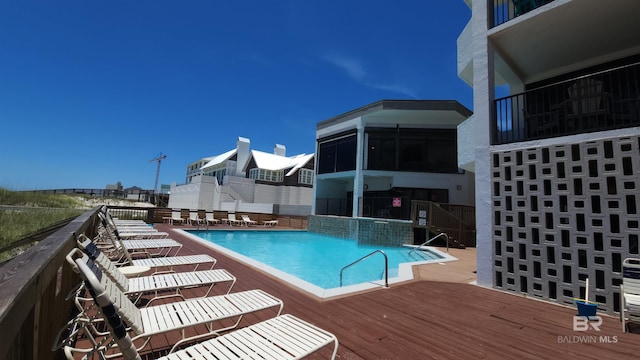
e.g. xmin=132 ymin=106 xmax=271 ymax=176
xmin=323 ymin=54 xmax=367 ymax=81
xmin=322 ymin=53 xmax=418 ymax=99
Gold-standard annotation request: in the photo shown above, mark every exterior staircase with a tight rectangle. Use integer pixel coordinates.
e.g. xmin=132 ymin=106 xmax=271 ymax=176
xmin=410 ymin=200 xmax=476 ymax=248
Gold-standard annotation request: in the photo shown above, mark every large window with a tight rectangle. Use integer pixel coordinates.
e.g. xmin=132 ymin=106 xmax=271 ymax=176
xmin=317 ymin=133 xmax=357 ymax=174
xmin=298 ymin=168 xmax=314 ymax=185
xmin=203 ymin=163 xmax=226 ymax=184
xmin=367 ymin=128 xmax=458 ymax=173
xmin=249 ymin=168 xmax=284 ymax=182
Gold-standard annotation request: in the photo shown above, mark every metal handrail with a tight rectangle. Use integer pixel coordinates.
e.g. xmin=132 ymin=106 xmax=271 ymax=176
xmin=409 ymin=232 xmax=449 ymax=255
xmin=340 ymin=250 xmax=388 ymax=288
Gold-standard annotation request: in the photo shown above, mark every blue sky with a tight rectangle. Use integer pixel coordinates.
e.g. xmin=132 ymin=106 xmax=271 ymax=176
xmin=0 ymin=1 xmax=472 ymax=190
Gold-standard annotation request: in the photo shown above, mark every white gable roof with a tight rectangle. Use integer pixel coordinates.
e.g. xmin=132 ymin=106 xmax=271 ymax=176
xmin=201 ymin=148 xmax=237 ymax=169
xmin=249 ymin=150 xmax=313 ymax=175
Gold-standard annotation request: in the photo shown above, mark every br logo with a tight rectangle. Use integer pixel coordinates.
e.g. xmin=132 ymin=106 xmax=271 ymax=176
xmin=573 ymin=316 xmax=602 ymax=331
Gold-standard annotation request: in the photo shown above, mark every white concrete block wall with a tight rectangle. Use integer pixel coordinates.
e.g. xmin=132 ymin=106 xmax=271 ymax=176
xmin=491 ymin=132 xmax=640 ymax=315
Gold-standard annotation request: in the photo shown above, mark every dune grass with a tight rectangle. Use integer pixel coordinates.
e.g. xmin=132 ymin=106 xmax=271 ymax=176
xmin=0 ymin=188 xmax=83 ymax=208
xmin=0 ymin=188 xmax=85 ymax=262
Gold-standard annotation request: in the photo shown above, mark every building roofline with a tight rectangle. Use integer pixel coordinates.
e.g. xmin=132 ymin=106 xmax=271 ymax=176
xmin=317 ymin=99 xmax=473 ymax=130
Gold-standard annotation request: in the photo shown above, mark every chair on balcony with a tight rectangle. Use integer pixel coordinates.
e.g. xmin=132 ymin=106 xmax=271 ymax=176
xmin=564 ymin=78 xmax=611 ymax=132
xmin=525 ymin=105 xmax=562 ymax=139
xmin=513 ymin=0 xmax=538 ymax=16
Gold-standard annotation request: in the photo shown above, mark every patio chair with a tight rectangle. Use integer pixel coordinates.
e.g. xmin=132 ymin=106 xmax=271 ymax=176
xmin=67 ymin=246 xmax=236 ymax=305
xmin=223 ymin=213 xmax=243 ymax=226
xmin=513 ymin=0 xmax=538 ymax=16
xmin=204 ymin=212 xmax=220 ymax=226
xmin=262 ymin=219 xmax=279 ymax=227
xmin=620 ymin=258 xmax=640 ymax=332
xmin=188 ymin=210 xmax=203 ymax=227
xmin=241 ymin=214 xmax=258 ymax=226
xmin=63 ymin=254 xmax=285 ymax=357
xmin=170 ymin=209 xmax=185 ymax=225
xmin=564 ymin=78 xmax=611 ymax=131
xmin=77 ymin=234 xmax=217 ymax=274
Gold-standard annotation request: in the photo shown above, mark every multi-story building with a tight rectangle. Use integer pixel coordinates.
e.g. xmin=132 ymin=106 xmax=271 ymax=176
xmin=313 ymin=99 xmax=475 ymax=221
xmin=458 ymin=0 xmax=640 ymax=314
xmin=169 ymin=137 xmax=314 ymax=215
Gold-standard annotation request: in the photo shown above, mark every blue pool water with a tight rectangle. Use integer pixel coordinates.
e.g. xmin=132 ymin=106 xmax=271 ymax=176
xmin=190 ymin=230 xmax=444 ymax=289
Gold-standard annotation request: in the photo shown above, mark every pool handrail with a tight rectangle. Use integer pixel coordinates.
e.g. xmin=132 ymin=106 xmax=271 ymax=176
xmin=409 ymin=232 xmax=449 ymax=255
xmin=340 ymin=250 xmax=389 ymax=288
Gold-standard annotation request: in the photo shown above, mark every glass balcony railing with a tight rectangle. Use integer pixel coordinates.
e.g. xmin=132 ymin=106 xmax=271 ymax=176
xmin=493 ymin=61 xmax=640 ymax=145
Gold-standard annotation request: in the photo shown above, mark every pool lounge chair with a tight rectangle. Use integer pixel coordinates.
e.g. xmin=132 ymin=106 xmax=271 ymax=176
xmin=263 ymin=219 xmax=279 ymax=227
xmin=170 ymin=210 xmax=185 ymax=225
xmin=95 ymin=217 xmax=183 ymax=258
xmin=62 ymin=254 xmax=285 ymax=357
xmin=77 ymin=234 xmax=217 ymax=274
xmin=67 ymin=246 xmax=236 ymax=305
xmin=205 ymin=212 xmax=220 ymax=226
xmin=241 ymin=214 xmax=258 ymax=226
xmin=223 ymin=213 xmax=243 ymax=226
xmin=620 ymin=258 xmax=640 ymax=332
xmin=188 ymin=210 xmax=203 ymax=227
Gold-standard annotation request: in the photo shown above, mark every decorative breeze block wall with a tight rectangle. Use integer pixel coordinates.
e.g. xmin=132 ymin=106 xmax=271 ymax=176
xmin=492 ymin=135 xmax=640 ymax=314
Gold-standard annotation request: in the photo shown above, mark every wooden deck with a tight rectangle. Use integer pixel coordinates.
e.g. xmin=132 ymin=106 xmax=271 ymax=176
xmin=104 ymin=224 xmax=640 ymax=359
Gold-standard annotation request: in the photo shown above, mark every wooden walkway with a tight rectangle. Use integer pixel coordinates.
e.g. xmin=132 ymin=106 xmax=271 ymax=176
xmin=124 ymin=224 xmax=639 ymax=359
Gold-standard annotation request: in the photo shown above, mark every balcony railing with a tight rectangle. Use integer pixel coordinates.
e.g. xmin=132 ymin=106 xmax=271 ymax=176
xmin=493 ymin=61 xmax=640 ymax=145
xmin=492 ymin=0 xmax=556 ymax=28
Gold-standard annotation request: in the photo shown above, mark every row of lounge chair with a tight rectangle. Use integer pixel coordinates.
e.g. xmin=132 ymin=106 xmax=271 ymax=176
xmin=167 ymin=210 xmax=279 ymax=228
xmin=53 ymin=208 xmax=338 ymax=359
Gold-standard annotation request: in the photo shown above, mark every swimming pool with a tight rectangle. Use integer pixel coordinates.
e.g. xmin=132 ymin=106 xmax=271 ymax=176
xmin=182 ymin=230 xmax=456 ymax=298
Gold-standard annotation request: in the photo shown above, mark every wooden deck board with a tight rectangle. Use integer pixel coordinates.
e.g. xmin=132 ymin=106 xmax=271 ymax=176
xmin=102 ymin=224 xmax=640 ymax=359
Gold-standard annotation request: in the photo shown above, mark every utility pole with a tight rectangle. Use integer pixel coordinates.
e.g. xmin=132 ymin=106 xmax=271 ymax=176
xmin=149 ymin=153 xmax=167 ymax=204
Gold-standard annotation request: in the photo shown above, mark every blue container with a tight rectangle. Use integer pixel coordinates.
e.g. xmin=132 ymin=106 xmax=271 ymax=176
xmin=575 ymin=300 xmax=598 ymax=317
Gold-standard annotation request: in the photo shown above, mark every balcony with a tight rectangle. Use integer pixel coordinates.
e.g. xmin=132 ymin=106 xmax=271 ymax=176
xmin=491 ymin=0 xmax=556 ymax=28
xmin=493 ymin=60 xmax=640 ymax=145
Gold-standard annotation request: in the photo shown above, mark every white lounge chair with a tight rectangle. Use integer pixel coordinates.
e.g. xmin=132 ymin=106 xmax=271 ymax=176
xmin=620 ymin=258 xmax=640 ymax=332
xmin=170 ymin=210 xmax=185 ymax=225
xmin=262 ymin=219 xmax=279 ymax=227
xmin=159 ymin=314 xmax=339 ymax=360
xmin=205 ymin=212 xmax=220 ymax=226
xmin=62 ymin=254 xmax=285 ymax=357
xmin=67 ymin=246 xmax=236 ymax=305
xmin=223 ymin=213 xmax=243 ymax=226
xmin=77 ymin=234 xmax=217 ymax=273
xmin=95 ymin=217 xmax=183 ymax=258
xmin=188 ymin=210 xmax=204 ymax=227
xmin=241 ymin=214 xmax=258 ymax=226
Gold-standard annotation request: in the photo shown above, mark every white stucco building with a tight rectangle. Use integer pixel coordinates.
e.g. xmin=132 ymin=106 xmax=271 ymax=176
xmin=169 ymin=137 xmax=314 ymax=215
xmin=458 ymin=0 xmax=640 ymax=314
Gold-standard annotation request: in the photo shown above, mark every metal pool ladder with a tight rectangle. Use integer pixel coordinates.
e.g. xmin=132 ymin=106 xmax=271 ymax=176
xmin=409 ymin=232 xmax=449 ymax=256
xmin=340 ymin=250 xmax=389 ymax=288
